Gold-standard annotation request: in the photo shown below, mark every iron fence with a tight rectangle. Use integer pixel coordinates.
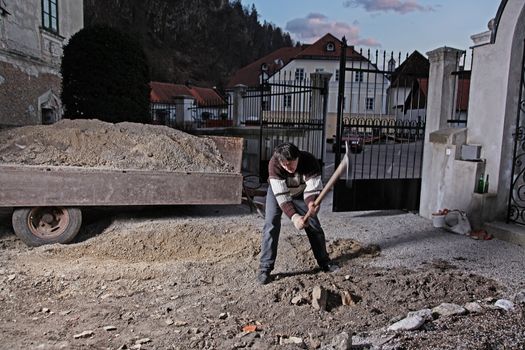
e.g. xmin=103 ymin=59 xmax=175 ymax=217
xmin=150 ymin=96 xmax=232 ymax=130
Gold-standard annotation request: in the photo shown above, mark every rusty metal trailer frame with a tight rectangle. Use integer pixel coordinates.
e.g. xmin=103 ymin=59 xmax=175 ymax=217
xmin=0 ymin=136 xmax=244 ymax=246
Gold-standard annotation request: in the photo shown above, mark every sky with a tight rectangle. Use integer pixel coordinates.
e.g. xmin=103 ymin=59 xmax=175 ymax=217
xmin=240 ymin=0 xmax=501 ymax=56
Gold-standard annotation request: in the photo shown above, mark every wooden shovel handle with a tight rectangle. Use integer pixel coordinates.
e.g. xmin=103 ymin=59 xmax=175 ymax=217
xmin=303 ymin=154 xmax=349 ymax=222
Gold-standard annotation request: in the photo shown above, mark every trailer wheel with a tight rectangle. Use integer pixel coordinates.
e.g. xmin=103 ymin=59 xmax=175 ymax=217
xmin=12 ymin=207 xmax=82 ymax=247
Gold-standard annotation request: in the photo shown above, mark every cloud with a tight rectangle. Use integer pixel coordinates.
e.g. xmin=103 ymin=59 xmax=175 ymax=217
xmin=343 ymin=0 xmax=435 ymax=14
xmin=285 ymin=13 xmax=381 ymax=47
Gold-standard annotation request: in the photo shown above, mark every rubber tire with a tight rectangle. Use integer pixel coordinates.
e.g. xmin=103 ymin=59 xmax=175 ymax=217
xmin=12 ymin=207 xmax=82 ymax=247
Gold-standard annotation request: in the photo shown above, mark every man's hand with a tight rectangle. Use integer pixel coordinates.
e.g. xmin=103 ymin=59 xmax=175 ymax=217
xmin=291 ymin=214 xmax=306 ymax=230
xmin=307 ymin=201 xmax=320 ymax=217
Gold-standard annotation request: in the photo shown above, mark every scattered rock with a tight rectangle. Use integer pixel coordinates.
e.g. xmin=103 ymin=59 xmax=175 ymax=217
xmin=387 ymin=315 xmax=425 ymax=331
xmin=165 ymin=318 xmax=174 ymax=326
xmin=340 ymin=291 xmax=355 ymax=306
xmin=513 ymin=290 xmax=525 ymax=305
xmin=465 ymin=302 xmax=483 ymax=313
xmin=280 ymin=336 xmax=305 ymax=347
xmin=291 ymin=295 xmax=306 ymax=305
xmin=432 ymin=303 xmax=467 ymax=317
xmin=328 ymin=331 xmax=352 ymax=350
xmin=494 ymin=299 xmax=515 ymax=312
xmin=104 ymin=326 xmax=117 ymax=331
xmin=135 ymin=338 xmax=151 ymax=345
xmin=73 ymin=330 xmax=94 ymax=339
xmin=173 ymin=321 xmax=188 ymax=327
xmin=407 ymin=308 xmax=433 ymax=321
xmin=312 ymin=286 xmax=327 ymax=311
xmin=219 ymin=312 xmax=228 ymax=319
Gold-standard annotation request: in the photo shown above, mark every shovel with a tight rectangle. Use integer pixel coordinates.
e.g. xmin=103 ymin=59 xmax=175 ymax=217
xmin=303 ymin=141 xmax=351 ymax=223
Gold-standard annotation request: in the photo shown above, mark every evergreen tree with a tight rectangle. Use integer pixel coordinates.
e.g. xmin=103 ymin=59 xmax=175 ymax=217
xmin=83 ymin=0 xmax=296 ymax=89
xmin=61 ymin=25 xmax=150 ymax=123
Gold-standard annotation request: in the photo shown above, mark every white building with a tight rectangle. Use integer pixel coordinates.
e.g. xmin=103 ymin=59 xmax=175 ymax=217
xmin=227 ymin=33 xmax=391 ymax=140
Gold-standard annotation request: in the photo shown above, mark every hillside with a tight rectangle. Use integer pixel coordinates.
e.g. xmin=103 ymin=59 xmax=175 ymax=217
xmin=84 ymin=0 xmax=295 ymax=89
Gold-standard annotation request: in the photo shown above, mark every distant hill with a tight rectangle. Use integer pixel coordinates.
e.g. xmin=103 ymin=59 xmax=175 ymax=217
xmin=84 ymin=0 xmax=295 ymax=90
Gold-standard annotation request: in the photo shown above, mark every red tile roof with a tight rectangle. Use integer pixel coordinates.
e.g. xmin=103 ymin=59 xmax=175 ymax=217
xmin=296 ymin=33 xmax=365 ymax=60
xmin=149 ymin=81 xmax=225 ymax=106
xmin=227 ymin=46 xmax=303 ymax=88
xmin=226 ymin=33 xmax=367 ymax=88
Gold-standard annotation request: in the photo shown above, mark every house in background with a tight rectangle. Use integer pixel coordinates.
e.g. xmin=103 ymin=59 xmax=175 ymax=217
xmin=149 ymin=81 xmax=228 ymax=128
xmin=0 ymin=0 xmax=83 ymax=126
xmin=226 ymin=33 xmax=392 ymax=140
xmin=387 ymin=50 xmax=429 ymax=122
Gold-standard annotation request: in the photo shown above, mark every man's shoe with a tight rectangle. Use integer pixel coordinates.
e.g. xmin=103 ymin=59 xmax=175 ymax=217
xmin=321 ymin=263 xmax=340 ymax=273
xmin=257 ymin=270 xmax=271 ymax=285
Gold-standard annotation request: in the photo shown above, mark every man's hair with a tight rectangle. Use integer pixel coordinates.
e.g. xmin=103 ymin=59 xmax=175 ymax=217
xmin=274 ymin=142 xmax=300 ymax=162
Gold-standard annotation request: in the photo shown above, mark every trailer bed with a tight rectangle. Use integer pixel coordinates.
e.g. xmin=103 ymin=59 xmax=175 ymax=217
xmin=0 ymin=136 xmax=243 ymax=207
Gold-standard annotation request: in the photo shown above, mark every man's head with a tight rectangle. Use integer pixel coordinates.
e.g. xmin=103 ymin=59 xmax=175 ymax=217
xmin=274 ymin=142 xmax=300 ymax=173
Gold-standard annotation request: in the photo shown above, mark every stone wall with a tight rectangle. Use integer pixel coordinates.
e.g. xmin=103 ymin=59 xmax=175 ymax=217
xmin=0 ymin=61 xmax=61 ymax=126
xmin=0 ymin=0 xmax=83 ymax=126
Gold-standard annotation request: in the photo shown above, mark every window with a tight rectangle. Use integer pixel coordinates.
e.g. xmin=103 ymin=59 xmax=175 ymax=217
xmin=354 ymin=71 xmax=364 ymax=83
xmin=335 ymin=69 xmax=340 ymax=82
xmin=366 ymin=97 xmax=374 ymax=110
xmin=326 ymin=42 xmax=335 ymax=52
xmin=315 ymin=68 xmax=324 ymax=73
xmin=284 ymin=95 xmax=292 ymax=108
xmin=294 ymin=68 xmax=305 ymax=81
xmin=42 ymin=0 xmax=58 ymax=33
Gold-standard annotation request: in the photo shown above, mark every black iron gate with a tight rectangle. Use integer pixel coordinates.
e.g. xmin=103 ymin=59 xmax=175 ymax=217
xmin=241 ymin=70 xmax=328 ymax=181
xmin=333 ymin=38 xmax=427 ymax=211
xmin=507 ymin=40 xmax=525 ymax=224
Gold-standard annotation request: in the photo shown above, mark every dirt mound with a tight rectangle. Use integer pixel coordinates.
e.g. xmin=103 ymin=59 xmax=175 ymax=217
xmin=0 ymin=119 xmax=234 ymax=172
xmin=42 ymin=220 xmax=261 ymax=264
xmin=0 ymin=212 xmax=523 ymax=350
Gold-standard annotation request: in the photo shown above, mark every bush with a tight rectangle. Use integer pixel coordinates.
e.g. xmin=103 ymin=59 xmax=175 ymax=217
xmin=61 ymin=26 xmax=150 ymax=123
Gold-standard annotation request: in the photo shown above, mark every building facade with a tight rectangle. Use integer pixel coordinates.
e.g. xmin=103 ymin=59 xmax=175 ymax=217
xmin=227 ymin=33 xmax=390 ymax=140
xmin=0 ymin=0 xmax=83 ymax=126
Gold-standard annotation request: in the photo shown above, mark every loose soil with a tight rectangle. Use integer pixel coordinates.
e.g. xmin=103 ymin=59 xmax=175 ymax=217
xmin=0 ymin=120 xmax=523 ymax=349
xmin=0 ymin=119 xmax=234 ymax=173
xmin=0 ymin=206 xmax=523 ymax=350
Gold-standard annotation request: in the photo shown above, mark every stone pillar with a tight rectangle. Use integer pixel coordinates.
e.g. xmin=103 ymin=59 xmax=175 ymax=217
xmin=420 ymin=47 xmax=465 ymax=218
xmin=425 ymin=47 xmax=464 ymax=133
xmin=231 ymin=84 xmax=247 ymax=127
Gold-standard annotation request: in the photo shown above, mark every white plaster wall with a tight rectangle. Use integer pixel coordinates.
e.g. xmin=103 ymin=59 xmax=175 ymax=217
xmin=271 ymin=58 xmax=389 ymax=115
xmin=0 ymin=0 xmax=83 ymax=64
xmin=467 ymin=0 xmax=525 ymax=219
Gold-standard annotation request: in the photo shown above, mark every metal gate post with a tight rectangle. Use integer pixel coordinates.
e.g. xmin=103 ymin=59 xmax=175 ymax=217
xmin=335 ymin=37 xmax=348 ymax=169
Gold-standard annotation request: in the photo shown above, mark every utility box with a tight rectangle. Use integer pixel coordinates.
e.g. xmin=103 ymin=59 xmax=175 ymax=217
xmin=461 ymin=144 xmax=482 ymax=161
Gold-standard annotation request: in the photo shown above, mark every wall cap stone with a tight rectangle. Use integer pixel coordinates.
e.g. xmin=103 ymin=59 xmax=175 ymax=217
xmin=429 ymin=127 xmax=467 ymax=145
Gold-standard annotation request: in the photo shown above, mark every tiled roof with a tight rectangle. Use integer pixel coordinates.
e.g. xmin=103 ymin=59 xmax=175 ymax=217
xmin=226 ymin=33 xmax=367 ymax=88
xmin=149 ymin=81 xmax=225 ymax=106
xmin=227 ymin=46 xmax=303 ymax=88
xmin=295 ymin=33 xmax=365 ymax=60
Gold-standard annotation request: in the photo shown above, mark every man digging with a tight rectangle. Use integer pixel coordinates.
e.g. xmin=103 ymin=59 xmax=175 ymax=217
xmin=257 ymin=142 xmax=339 ymax=285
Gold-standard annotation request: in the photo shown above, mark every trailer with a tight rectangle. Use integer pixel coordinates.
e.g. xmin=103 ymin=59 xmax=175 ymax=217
xmin=0 ymin=136 xmax=243 ymax=247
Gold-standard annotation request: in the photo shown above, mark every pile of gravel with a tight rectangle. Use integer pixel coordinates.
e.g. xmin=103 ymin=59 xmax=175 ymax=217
xmin=0 ymin=119 xmax=234 ymax=173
